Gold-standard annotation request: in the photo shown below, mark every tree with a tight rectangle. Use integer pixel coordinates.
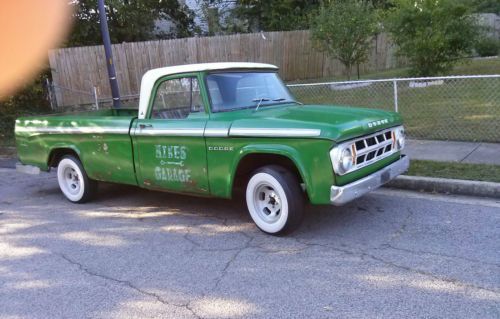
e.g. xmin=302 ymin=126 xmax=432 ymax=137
xmin=0 ymin=72 xmax=51 ymax=145
xmin=386 ymin=0 xmax=479 ymax=76
xmin=471 ymin=0 xmax=500 ymax=14
xmin=369 ymin=0 xmax=393 ymax=10
xmin=66 ymin=0 xmax=197 ymax=47
xmin=195 ymin=0 xmax=323 ymax=34
xmin=195 ymin=0 xmax=248 ymax=35
xmin=310 ymin=0 xmax=379 ymax=80
xmin=235 ymin=0 xmax=321 ymax=32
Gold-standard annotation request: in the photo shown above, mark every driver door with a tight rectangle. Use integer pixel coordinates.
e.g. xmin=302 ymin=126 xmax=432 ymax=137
xmin=133 ymin=73 xmax=209 ymax=194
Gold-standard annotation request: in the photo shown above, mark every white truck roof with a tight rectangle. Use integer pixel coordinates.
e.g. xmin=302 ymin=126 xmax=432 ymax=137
xmin=138 ymin=62 xmax=278 ymax=118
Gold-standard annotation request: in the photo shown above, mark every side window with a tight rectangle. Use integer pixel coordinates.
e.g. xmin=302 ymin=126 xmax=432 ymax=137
xmin=151 ymin=77 xmax=204 ymax=119
xmin=207 ymin=78 xmax=223 ymax=111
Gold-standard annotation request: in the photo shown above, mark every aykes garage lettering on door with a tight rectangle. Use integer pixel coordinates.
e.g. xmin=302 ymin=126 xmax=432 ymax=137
xmin=154 ymin=144 xmax=191 ymax=183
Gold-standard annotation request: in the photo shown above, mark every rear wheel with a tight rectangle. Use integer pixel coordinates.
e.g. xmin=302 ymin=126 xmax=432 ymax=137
xmin=57 ymin=155 xmax=96 ymax=203
xmin=246 ymin=165 xmax=304 ymax=235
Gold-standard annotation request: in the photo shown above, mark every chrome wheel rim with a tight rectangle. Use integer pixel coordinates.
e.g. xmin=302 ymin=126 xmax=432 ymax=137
xmin=63 ymin=166 xmax=80 ymax=195
xmin=253 ymin=183 xmax=282 ymax=224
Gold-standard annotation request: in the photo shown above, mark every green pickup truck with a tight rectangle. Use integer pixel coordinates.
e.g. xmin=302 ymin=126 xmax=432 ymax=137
xmin=15 ymin=62 xmax=408 ymax=235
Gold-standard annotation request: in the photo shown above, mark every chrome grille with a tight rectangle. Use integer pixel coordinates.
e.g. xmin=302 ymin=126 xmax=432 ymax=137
xmin=351 ymin=128 xmax=396 ymax=170
xmin=330 ymin=126 xmax=404 ymax=176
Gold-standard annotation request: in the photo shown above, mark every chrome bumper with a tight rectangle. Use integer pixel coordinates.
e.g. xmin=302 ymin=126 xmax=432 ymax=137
xmin=330 ymin=155 xmax=409 ymax=206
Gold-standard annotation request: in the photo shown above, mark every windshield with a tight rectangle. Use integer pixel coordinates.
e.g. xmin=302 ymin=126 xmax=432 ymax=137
xmin=206 ymin=71 xmax=296 ymax=112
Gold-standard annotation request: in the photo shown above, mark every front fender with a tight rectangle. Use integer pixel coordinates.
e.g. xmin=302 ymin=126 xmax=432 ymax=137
xmin=225 ymin=140 xmax=334 ymax=204
xmin=230 ymin=144 xmax=311 ymax=195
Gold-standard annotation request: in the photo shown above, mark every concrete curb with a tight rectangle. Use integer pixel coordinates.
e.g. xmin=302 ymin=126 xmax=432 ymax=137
xmin=0 ymin=158 xmax=17 ymax=169
xmin=386 ymin=175 xmax=500 ymax=199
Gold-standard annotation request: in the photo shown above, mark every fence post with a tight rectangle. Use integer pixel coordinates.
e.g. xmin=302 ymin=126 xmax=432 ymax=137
xmin=46 ymin=79 xmax=56 ymax=111
xmin=393 ymin=80 xmax=399 ymax=112
xmin=93 ymin=86 xmax=99 ymax=110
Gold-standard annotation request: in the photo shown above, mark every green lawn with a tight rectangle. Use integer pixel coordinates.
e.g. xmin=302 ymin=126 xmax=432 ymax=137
xmin=289 ymin=57 xmax=500 ymax=142
xmin=407 ymin=160 xmax=500 ymax=183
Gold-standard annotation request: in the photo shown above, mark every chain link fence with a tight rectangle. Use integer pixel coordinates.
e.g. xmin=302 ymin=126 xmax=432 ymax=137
xmin=45 ymin=75 xmax=500 ymax=143
xmin=47 ymin=82 xmax=140 ymax=112
xmin=288 ymin=75 xmax=500 ymax=142
xmin=47 ymin=82 xmax=99 ymax=112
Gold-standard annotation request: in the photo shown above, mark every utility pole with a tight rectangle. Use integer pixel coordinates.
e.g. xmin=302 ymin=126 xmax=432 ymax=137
xmin=98 ymin=0 xmax=121 ymax=108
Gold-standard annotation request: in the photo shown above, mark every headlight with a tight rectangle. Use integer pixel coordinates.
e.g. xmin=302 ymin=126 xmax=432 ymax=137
xmin=330 ymin=145 xmax=354 ymax=175
xmin=394 ymin=126 xmax=405 ymax=150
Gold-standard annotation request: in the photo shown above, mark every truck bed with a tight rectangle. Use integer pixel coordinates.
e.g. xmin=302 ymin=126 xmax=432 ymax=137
xmin=15 ymin=108 xmax=139 ymax=185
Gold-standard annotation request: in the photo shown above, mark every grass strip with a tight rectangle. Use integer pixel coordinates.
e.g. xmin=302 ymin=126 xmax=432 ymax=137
xmin=407 ymin=160 xmax=500 ymax=183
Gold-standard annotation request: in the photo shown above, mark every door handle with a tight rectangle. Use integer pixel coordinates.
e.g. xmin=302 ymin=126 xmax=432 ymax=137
xmin=139 ymin=124 xmax=153 ymax=129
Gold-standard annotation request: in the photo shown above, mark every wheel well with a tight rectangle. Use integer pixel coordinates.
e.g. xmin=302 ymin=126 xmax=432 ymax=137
xmin=48 ymin=148 xmax=80 ymax=168
xmin=232 ymin=153 xmax=305 ymax=198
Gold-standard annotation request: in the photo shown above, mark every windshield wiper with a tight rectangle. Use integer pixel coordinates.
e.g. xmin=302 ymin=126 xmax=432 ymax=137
xmin=252 ymin=97 xmax=271 ymax=112
xmin=252 ymin=97 xmax=301 ymax=112
xmin=273 ymin=98 xmax=303 ymax=105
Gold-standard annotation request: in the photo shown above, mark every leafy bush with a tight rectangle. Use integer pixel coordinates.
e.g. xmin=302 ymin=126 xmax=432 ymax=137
xmin=0 ymin=72 xmax=52 ymax=146
xmin=386 ymin=0 xmax=479 ymax=76
xmin=475 ymin=37 xmax=500 ymax=57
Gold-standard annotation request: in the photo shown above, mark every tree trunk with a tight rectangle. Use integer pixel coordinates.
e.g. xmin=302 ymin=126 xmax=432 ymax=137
xmin=346 ymin=64 xmax=352 ymax=81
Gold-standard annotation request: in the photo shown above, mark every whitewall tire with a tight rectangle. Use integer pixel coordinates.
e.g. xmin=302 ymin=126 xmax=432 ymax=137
xmin=57 ymin=155 xmax=95 ymax=203
xmin=246 ymin=165 xmax=304 ymax=235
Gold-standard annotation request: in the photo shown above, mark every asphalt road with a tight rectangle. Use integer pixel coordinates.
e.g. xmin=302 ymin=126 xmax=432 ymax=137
xmin=0 ymin=168 xmax=499 ymax=319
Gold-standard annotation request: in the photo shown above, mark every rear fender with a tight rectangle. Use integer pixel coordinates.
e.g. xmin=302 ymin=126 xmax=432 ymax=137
xmin=47 ymin=144 xmax=82 ymax=169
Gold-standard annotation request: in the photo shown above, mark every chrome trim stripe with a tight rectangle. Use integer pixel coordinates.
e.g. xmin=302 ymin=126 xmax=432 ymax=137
xmin=135 ymin=128 xmax=205 ymax=137
xmin=204 ymin=128 xmax=229 ymax=137
xmin=16 ymin=126 xmax=321 ymax=138
xmin=15 ymin=126 xmax=129 ymax=134
xmin=229 ymin=128 xmax=321 ymax=137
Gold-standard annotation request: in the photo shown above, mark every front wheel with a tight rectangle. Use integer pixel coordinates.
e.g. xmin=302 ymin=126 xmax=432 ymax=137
xmin=246 ymin=165 xmax=304 ymax=235
xmin=57 ymin=155 xmax=96 ymax=203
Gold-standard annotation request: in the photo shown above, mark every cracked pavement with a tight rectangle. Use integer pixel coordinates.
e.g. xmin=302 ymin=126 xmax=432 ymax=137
xmin=0 ymin=168 xmax=499 ymax=318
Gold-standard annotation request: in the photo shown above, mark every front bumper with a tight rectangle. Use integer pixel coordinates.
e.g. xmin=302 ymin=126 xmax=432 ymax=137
xmin=330 ymin=155 xmax=409 ymax=206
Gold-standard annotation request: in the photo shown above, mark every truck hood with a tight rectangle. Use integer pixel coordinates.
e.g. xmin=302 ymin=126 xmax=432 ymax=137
xmin=229 ymin=104 xmax=402 ymax=142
